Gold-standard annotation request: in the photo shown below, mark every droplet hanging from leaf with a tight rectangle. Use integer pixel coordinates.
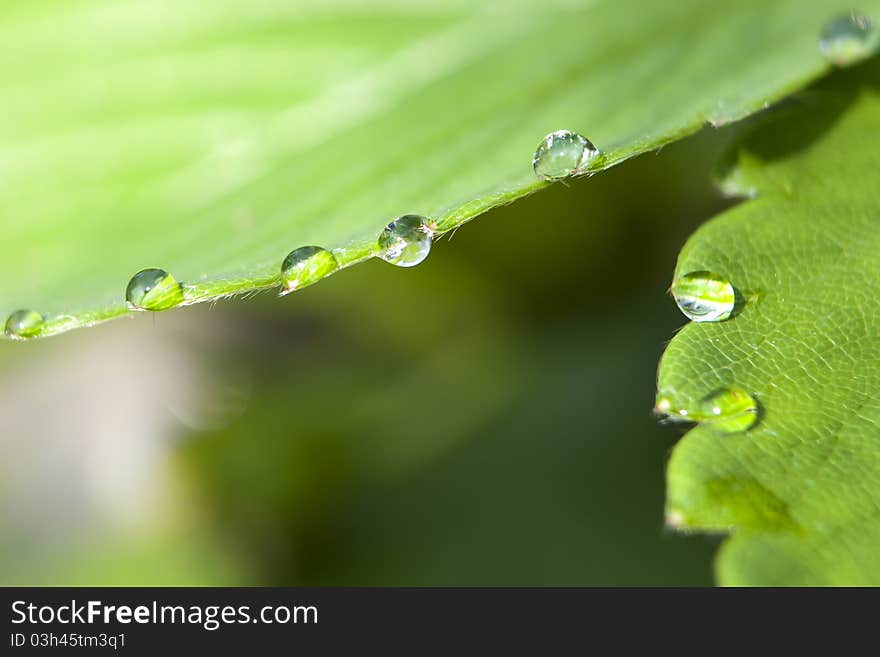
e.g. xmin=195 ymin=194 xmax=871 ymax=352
xmin=4 ymin=309 xmax=44 ymax=340
xmin=378 ymin=215 xmax=434 ymax=268
xmin=125 ymin=268 xmax=185 ymax=311
xmin=532 ymin=130 xmax=599 ymax=181
xmin=280 ymin=246 xmax=339 ymax=295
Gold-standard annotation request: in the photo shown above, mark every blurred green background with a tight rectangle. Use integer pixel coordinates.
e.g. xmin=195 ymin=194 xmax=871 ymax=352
xmin=0 ymin=123 xmax=740 ymax=586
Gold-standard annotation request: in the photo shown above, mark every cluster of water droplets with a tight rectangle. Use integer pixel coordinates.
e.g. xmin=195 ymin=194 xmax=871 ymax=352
xmin=8 ymin=9 xmax=865 ymax=348
xmin=278 ymin=214 xmax=437 ymax=300
xmin=660 ymin=268 xmax=759 ymax=435
xmin=2 ymin=112 xmax=599 ymax=337
xmin=652 ymin=12 xmax=878 ymax=433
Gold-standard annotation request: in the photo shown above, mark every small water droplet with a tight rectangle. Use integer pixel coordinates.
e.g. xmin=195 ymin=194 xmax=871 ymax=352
xmin=280 ymin=246 xmax=338 ymax=295
xmin=378 ymin=214 xmax=434 ymax=267
xmin=4 ymin=309 xmax=44 ymax=339
xmin=671 ymin=271 xmax=736 ymax=322
xmin=699 ymin=386 xmax=760 ymax=434
xmin=532 ymin=129 xmax=599 ymax=181
xmin=125 ymin=268 xmax=185 ymax=311
xmin=819 ymin=12 xmax=879 ymax=66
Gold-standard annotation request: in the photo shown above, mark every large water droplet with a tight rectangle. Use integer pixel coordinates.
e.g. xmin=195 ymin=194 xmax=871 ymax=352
xmin=378 ymin=214 xmax=434 ymax=267
xmin=819 ymin=12 xmax=879 ymax=66
xmin=532 ymin=129 xmax=599 ymax=181
xmin=125 ymin=268 xmax=185 ymax=311
xmin=699 ymin=386 xmax=760 ymax=434
xmin=4 ymin=309 xmax=44 ymax=339
xmin=671 ymin=271 xmax=736 ymax=322
xmin=280 ymin=246 xmax=338 ymax=295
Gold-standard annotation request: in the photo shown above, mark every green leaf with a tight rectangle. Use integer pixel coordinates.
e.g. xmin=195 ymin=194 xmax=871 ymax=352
xmin=659 ymin=60 xmax=880 ymax=585
xmin=0 ymin=0 xmax=873 ymax=338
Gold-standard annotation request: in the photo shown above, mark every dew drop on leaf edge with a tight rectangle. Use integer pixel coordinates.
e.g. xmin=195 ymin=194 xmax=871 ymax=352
xmin=671 ymin=271 xmax=736 ymax=322
xmin=378 ymin=214 xmax=434 ymax=267
xmin=819 ymin=12 xmax=879 ymax=66
xmin=654 ymin=386 xmax=760 ymax=435
xmin=125 ymin=268 xmax=185 ymax=311
xmin=699 ymin=386 xmax=760 ymax=434
xmin=4 ymin=309 xmax=44 ymax=339
xmin=532 ymin=129 xmax=599 ymax=181
xmin=280 ymin=246 xmax=339 ymax=295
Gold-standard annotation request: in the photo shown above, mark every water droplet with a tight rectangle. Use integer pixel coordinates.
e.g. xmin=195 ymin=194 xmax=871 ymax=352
xmin=654 ymin=386 xmax=759 ymax=434
xmin=280 ymin=246 xmax=338 ymax=295
xmin=4 ymin=309 xmax=44 ymax=339
xmin=532 ymin=129 xmax=599 ymax=181
xmin=125 ymin=268 xmax=185 ymax=311
xmin=671 ymin=271 xmax=736 ymax=322
xmin=699 ymin=386 xmax=760 ymax=434
xmin=378 ymin=214 xmax=434 ymax=267
xmin=819 ymin=12 xmax=879 ymax=66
